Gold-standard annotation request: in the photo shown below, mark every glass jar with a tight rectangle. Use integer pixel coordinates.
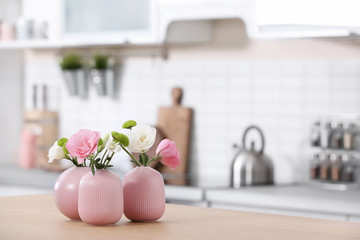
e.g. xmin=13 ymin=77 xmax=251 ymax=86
xmin=343 ymin=122 xmax=355 ymax=150
xmin=310 ymin=153 xmax=320 ymax=179
xmin=331 ymin=154 xmax=343 ymax=182
xmin=353 ymin=130 xmax=360 ymax=152
xmin=342 ymin=155 xmax=355 ymax=182
xmin=310 ymin=121 xmax=321 ymax=147
xmin=329 ymin=122 xmax=343 ymax=149
xmin=320 ymin=154 xmax=331 ymax=180
xmin=320 ymin=121 xmax=332 ymax=149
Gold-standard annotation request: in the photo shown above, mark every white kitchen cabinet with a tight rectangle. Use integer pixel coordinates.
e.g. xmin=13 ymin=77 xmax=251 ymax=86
xmin=349 ymin=216 xmax=360 ymax=223
xmin=255 ymin=0 xmax=360 ymax=38
xmin=21 ymin=0 xmax=158 ymax=45
xmin=165 ymin=185 xmax=208 ymax=207
xmin=165 ymin=185 xmax=204 ymax=202
xmin=205 ymin=186 xmax=360 ymax=221
xmin=210 ymin=203 xmax=348 ymax=221
xmin=0 ymin=184 xmax=52 ymax=197
xmin=61 ymin=0 xmax=158 ymax=44
xmin=158 ymin=0 xmax=360 ymax=39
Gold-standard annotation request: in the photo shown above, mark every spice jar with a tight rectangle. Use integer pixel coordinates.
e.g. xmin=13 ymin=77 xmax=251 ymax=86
xmin=310 ymin=121 xmax=321 ymax=147
xmin=320 ymin=154 xmax=331 ymax=180
xmin=310 ymin=154 xmax=320 ymax=179
xmin=329 ymin=122 xmax=343 ymax=149
xmin=320 ymin=122 xmax=332 ymax=149
xmin=343 ymin=123 xmax=356 ymax=150
xmin=342 ymin=155 xmax=355 ymax=182
xmin=331 ymin=154 xmax=343 ymax=182
xmin=353 ymin=131 xmax=360 ymax=151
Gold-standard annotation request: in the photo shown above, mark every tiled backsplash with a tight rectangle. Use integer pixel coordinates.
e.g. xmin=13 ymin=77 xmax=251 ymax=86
xmin=24 ymin=57 xmax=360 ymax=185
xmin=0 ymin=52 xmax=22 ymax=165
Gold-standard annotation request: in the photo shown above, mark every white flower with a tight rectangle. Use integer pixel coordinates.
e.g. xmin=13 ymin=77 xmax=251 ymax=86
xmin=48 ymin=141 xmax=65 ymax=163
xmin=127 ymin=125 xmax=156 ymax=153
xmin=106 ymin=140 xmax=122 ymax=153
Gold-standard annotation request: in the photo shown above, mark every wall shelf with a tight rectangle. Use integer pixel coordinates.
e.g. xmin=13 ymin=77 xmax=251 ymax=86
xmin=0 ymin=39 xmax=163 ymax=50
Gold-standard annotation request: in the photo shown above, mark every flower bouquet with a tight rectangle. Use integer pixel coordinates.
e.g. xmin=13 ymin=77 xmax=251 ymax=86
xmin=49 ymin=120 xmax=180 ymax=225
xmin=119 ymin=120 xmax=180 ymax=221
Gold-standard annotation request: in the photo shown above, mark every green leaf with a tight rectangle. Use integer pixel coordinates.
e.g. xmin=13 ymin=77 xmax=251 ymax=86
xmin=57 ymin=138 xmax=68 ymax=147
xmin=97 ymin=138 xmax=105 ymax=152
xmin=122 ymin=120 xmax=137 ymax=130
xmin=91 ymin=165 xmax=95 ymax=176
xmin=139 ymin=153 xmax=148 ymax=166
xmin=111 ymin=131 xmax=129 ymax=147
xmin=95 ymin=158 xmax=101 ymax=163
xmin=95 ymin=162 xmax=103 ymax=169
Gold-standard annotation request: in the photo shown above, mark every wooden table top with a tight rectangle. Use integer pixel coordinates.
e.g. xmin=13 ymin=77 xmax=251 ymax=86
xmin=0 ymin=194 xmax=359 ymax=240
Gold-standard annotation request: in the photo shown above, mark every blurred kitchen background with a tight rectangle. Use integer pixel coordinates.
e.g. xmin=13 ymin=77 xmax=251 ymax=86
xmin=1 ymin=0 xmax=360 ymax=222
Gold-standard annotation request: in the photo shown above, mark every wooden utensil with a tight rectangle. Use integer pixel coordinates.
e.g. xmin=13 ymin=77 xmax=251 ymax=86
xmin=156 ymin=87 xmax=193 ymax=185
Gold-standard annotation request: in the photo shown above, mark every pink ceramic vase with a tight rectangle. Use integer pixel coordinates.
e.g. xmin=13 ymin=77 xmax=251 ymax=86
xmin=123 ymin=166 xmax=165 ymax=222
xmin=53 ymin=166 xmax=90 ymax=220
xmin=78 ymin=169 xmax=123 ymax=225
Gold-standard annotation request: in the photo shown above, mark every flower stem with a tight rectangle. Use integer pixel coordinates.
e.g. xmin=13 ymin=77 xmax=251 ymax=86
xmin=104 ymin=152 xmax=115 ymax=168
xmin=121 ymin=145 xmax=141 ymax=166
xmin=94 ymin=151 xmax=100 ymax=159
xmin=100 ymin=149 xmax=108 ymax=165
xmin=146 ymin=156 xmax=161 ymax=166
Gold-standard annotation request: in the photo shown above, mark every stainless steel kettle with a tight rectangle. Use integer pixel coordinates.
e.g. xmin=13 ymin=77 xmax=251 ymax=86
xmin=231 ymin=125 xmax=274 ymax=188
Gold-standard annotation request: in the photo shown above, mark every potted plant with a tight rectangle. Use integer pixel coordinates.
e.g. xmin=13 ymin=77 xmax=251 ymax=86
xmin=60 ymin=53 xmax=88 ymax=98
xmin=90 ymin=54 xmax=115 ymax=97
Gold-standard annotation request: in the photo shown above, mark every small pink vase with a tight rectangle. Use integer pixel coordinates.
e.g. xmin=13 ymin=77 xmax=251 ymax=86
xmin=123 ymin=166 xmax=165 ymax=222
xmin=78 ymin=169 xmax=123 ymax=225
xmin=53 ymin=166 xmax=90 ymax=220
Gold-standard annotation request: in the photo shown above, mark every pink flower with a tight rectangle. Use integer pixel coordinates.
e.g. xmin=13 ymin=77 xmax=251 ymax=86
xmin=156 ymin=139 xmax=180 ymax=169
xmin=65 ymin=129 xmax=101 ymax=164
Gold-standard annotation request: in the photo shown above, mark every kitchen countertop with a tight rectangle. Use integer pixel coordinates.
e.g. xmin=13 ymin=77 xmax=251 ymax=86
xmin=206 ymin=185 xmax=360 ymax=217
xmin=1 ymin=194 xmax=360 ymax=240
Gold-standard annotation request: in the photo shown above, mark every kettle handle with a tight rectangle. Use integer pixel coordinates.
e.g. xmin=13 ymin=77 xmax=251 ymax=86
xmin=242 ymin=125 xmax=265 ymax=154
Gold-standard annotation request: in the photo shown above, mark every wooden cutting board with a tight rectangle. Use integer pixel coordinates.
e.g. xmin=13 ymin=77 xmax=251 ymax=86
xmin=156 ymin=87 xmax=193 ymax=185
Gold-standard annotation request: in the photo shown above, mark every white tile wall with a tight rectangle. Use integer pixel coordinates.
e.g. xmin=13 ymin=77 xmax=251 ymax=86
xmin=24 ymin=58 xmax=360 ymax=185
xmin=0 ymin=51 xmax=23 ymax=164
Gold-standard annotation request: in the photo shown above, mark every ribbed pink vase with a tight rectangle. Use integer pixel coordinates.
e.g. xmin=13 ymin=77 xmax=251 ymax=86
xmin=123 ymin=166 xmax=165 ymax=222
xmin=78 ymin=169 xmax=123 ymax=225
xmin=53 ymin=166 xmax=90 ymax=220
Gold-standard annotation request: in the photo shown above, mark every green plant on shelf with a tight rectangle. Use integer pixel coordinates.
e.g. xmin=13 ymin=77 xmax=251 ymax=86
xmin=60 ymin=54 xmax=83 ymax=70
xmin=92 ymin=54 xmax=109 ymax=70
